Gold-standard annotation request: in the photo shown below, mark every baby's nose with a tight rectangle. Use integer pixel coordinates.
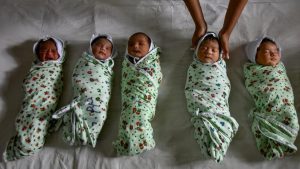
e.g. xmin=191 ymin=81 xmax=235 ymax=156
xmin=46 ymin=51 xmax=55 ymax=59
xmin=270 ymin=52 xmax=276 ymax=57
xmin=206 ymin=48 xmax=213 ymax=54
xmin=46 ymin=50 xmax=51 ymax=56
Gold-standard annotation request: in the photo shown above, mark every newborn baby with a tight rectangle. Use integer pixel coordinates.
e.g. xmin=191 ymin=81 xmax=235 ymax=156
xmin=244 ymin=36 xmax=299 ymax=159
xmin=53 ymin=34 xmax=116 ymax=147
xmin=113 ymin=32 xmax=163 ymax=155
xmin=185 ymin=32 xmax=239 ymax=162
xmin=4 ymin=36 xmax=65 ymax=161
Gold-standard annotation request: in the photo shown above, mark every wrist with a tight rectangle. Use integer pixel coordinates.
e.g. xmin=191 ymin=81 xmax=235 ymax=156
xmin=219 ymin=29 xmax=230 ymax=40
xmin=195 ymin=22 xmax=207 ymax=34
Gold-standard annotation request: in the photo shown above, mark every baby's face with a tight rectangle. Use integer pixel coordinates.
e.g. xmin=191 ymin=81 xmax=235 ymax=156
xmin=38 ymin=40 xmax=59 ymax=62
xmin=256 ymin=42 xmax=280 ymax=66
xmin=127 ymin=34 xmax=150 ymax=58
xmin=92 ymin=38 xmax=113 ymax=60
xmin=197 ymin=40 xmax=219 ymax=63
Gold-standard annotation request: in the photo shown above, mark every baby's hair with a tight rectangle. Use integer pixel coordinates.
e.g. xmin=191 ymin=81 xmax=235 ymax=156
xmin=129 ymin=32 xmax=151 ymax=47
xmin=257 ymin=38 xmax=278 ymax=51
xmin=200 ymin=34 xmax=221 ymax=52
xmin=91 ymin=36 xmax=112 ymax=46
xmin=35 ymin=38 xmax=57 ymax=54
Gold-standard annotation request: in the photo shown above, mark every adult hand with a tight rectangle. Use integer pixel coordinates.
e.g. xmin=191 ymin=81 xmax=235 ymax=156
xmin=218 ymin=0 xmax=248 ymax=59
xmin=184 ymin=0 xmax=207 ymax=49
xmin=219 ymin=30 xmax=230 ymax=59
xmin=191 ymin=25 xmax=207 ymax=49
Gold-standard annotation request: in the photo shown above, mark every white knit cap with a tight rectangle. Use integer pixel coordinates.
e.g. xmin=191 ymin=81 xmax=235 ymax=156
xmin=245 ymin=36 xmax=281 ymax=63
xmin=33 ymin=35 xmax=65 ymax=62
xmin=89 ymin=33 xmax=116 ymax=59
xmin=149 ymin=37 xmax=155 ymax=52
xmin=194 ymin=32 xmax=221 ymax=61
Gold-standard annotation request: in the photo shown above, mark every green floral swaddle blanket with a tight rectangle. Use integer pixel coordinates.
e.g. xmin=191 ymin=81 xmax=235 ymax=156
xmin=244 ymin=62 xmax=299 ymax=159
xmin=113 ymin=46 xmax=162 ymax=156
xmin=185 ymin=59 xmax=238 ymax=162
xmin=4 ymin=36 xmax=65 ymax=161
xmin=185 ymin=32 xmax=238 ymax=162
xmin=53 ymin=34 xmax=115 ymax=147
xmin=53 ymin=52 xmax=114 ymax=147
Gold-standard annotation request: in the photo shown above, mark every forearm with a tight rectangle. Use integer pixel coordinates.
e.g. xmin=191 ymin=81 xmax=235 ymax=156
xmin=183 ymin=0 xmax=206 ymax=29
xmin=220 ymin=0 xmax=248 ymax=37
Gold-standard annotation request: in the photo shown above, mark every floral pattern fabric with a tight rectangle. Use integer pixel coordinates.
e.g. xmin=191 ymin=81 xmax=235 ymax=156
xmin=4 ymin=60 xmax=64 ymax=161
xmin=53 ymin=52 xmax=114 ymax=147
xmin=244 ymin=62 xmax=299 ymax=159
xmin=113 ymin=47 xmax=162 ymax=156
xmin=185 ymin=58 xmax=238 ymax=162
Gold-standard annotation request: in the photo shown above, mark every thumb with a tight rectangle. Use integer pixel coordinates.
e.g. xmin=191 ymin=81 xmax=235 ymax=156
xmin=222 ymin=49 xmax=229 ymax=60
xmin=220 ymin=41 xmax=230 ymax=60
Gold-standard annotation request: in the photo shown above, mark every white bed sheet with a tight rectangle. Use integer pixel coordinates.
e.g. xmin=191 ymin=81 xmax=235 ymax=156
xmin=1 ymin=0 xmax=300 ymax=168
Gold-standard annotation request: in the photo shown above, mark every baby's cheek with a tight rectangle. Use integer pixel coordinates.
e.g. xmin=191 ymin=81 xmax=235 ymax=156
xmin=54 ymin=55 xmax=59 ymax=60
xmin=274 ymin=60 xmax=280 ymax=66
xmin=38 ymin=54 xmax=45 ymax=61
xmin=49 ymin=53 xmax=59 ymax=60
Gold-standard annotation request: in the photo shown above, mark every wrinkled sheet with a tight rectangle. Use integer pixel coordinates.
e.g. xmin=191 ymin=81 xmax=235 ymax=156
xmin=1 ymin=0 xmax=300 ymax=168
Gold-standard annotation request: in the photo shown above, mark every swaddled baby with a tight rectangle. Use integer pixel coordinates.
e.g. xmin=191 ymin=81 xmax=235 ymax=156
xmin=53 ymin=34 xmax=116 ymax=147
xmin=4 ymin=36 xmax=65 ymax=161
xmin=113 ymin=32 xmax=163 ymax=155
xmin=185 ymin=32 xmax=239 ymax=162
xmin=244 ymin=36 xmax=299 ymax=159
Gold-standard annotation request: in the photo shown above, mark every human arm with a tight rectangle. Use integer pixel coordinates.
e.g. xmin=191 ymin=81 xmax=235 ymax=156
xmin=183 ymin=0 xmax=207 ymax=49
xmin=219 ymin=0 xmax=248 ymax=59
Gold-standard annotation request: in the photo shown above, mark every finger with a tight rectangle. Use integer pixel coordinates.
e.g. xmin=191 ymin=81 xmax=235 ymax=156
xmin=225 ymin=53 xmax=229 ymax=59
xmin=221 ymin=50 xmax=229 ymax=60
xmin=221 ymin=44 xmax=229 ymax=59
xmin=221 ymin=51 xmax=225 ymax=59
xmin=192 ymin=37 xmax=199 ymax=49
xmin=225 ymin=51 xmax=229 ymax=59
xmin=226 ymin=54 xmax=230 ymax=59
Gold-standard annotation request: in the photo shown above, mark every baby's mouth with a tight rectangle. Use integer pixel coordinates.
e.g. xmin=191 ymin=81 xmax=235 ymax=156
xmin=271 ymin=58 xmax=277 ymax=61
xmin=204 ymin=55 xmax=212 ymax=59
xmin=99 ymin=51 xmax=106 ymax=56
xmin=46 ymin=56 xmax=55 ymax=60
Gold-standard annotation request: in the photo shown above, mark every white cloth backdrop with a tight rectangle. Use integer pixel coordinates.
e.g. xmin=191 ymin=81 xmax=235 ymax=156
xmin=1 ymin=0 xmax=300 ymax=168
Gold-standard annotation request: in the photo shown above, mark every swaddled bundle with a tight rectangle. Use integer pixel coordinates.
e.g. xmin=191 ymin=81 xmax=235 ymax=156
xmin=185 ymin=32 xmax=238 ymax=162
xmin=53 ymin=34 xmax=116 ymax=147
xmin=113 ymin=33 xmax=162 ymax=155
xmin=244 ymin=36 xmax=299 ymax=159
xmin=4 ymin=36 xmax=65 ymax=161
